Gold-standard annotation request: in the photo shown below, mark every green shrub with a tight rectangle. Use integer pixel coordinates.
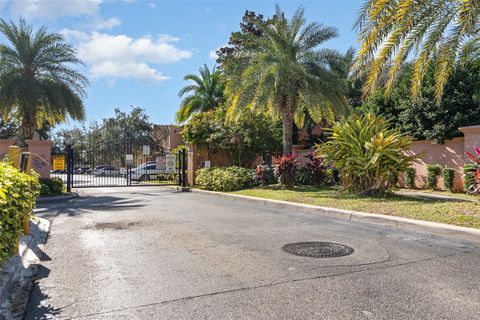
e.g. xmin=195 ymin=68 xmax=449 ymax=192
xmin=405 ymin=168 xmax=416 ymax=189
xmin=0 ymin=162 xmax=40 ymax=266
xmin=196 ymin=166 xmax=254 ymax=192
xmin=463 ymin=164 xmax=478 ymax=192
xmin=318 ymin=113 xmax=418 ymax=195
xmin=254 ymin=165 xmax=276 ymax=186
xmin=442 ymin=167 xmax=455 ymax=192
xmin=39 ymin=178 xmax=64 ymax=195
xmin=426 ymin=164 xmax=442 ymax=189
xmin=40 ymin=184 xmax=51 ymax=196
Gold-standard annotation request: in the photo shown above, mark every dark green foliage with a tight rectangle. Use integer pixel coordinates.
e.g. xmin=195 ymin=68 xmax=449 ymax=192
xmin=39 ymin=178 xmax=64 ymax=196
xmin=196 ymin=167 xmax=254 ymax=192
xmin=426 ymin=164 xmax=442 ymax=190
xmin=182 ymin=108 xmax=282 ymax=167
xmin=442 ymin=168 xmax=455 ymax=192
xmin=405 ymin=168 xmax=416 ymax=189
xmin=463 ymin=164 xmax=478 ymax=192
xmin=359 ymin=60 xmax=480 ymax=144
xmin=0 ymin=162 xmax=40 ymax=266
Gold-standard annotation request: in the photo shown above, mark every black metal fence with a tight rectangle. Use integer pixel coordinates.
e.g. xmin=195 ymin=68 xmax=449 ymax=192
xmin=51 ymin=138 xmax=187 ymax=190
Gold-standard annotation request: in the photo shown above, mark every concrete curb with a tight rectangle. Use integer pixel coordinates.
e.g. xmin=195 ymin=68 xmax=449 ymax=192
xmin=37 ymin=192 xmax=78 ymax=203
xmin=0 ymin=217 xmax=51 ymax=319
xmin=187 ymin=188 xmax=480 ymax=243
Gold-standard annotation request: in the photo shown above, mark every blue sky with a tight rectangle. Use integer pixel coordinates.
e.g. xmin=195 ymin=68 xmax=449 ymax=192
xmin=0 ymin=0 xmax=362 ymax=127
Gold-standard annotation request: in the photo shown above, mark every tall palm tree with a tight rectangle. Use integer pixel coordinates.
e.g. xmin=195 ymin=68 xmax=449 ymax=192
xmin=0 ymin=18 xmax=88 ymax=143
xmin=224 ymin=6 xmax=348 ymax=155
xmin=175 ymin=64 xmax=224 ymax=124
xmin=352 ymin=0 xmax=479 ymax=103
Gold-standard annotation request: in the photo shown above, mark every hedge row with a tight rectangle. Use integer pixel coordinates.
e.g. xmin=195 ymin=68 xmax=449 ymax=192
xmin=0 ymin=162 xmax=40 ymax=266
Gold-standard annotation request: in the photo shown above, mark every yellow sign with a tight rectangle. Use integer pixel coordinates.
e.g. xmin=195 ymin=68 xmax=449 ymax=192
xmin=52 ymin=155 xmax=65 ymax=171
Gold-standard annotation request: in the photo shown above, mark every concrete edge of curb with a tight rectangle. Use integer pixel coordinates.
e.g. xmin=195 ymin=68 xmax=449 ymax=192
xmin=37 ymin=192 xmax=78 ymax=203
xmin=0 ymin=217 xmax=51 ymax=319
xmin=187 ymin=188 xmax=480 ymax=243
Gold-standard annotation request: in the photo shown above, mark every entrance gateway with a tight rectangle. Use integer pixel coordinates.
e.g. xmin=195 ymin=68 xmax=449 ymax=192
xmin=51 ymin=137 xmax=187 ymax=191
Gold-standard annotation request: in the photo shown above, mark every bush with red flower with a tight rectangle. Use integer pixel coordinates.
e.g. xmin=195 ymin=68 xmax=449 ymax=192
xmin=275 ymin=154 xmax=297 ymax=188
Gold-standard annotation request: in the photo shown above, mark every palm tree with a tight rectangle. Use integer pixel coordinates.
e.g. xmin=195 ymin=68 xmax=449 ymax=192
xmin=352 ymin=0 xmax=479 ymax=103
xmin=0 ymin=19 xmax=88 ymax=143
xmin=175 ymin=64 xmax=224 ymax=124
xmin=224 ymin=6 xmax=348 ymax=155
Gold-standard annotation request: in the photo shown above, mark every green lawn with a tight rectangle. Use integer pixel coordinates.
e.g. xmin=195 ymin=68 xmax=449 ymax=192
xmin=232 ymin=186 xmax=480 ymax=229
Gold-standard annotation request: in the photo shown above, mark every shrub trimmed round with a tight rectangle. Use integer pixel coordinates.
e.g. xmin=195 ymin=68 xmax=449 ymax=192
xmin=0 ymin=162 xmax=40 ymax=266
xmin=196 ymin=166 xmax=254 ymax=192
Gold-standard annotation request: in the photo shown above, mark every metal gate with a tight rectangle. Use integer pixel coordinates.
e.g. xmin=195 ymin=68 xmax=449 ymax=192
xmin=51 ymin=138 xmax=187 ymax=190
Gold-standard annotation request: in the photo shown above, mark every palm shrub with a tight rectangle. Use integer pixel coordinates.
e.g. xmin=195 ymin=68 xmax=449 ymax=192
xmin=442 ymin=167 xmax=455 ymax=192
xmin=426 ymin=164 xmax=442 ymax=190
xmin=0 ymin=162 xmax=40 ymax=266
xmin=405 ymin=168 xmax=416 ymax=189
xmin=317 ymin=113 xmax=418 ymax=195
xmin=464 ymin=148 xmax=480 ymax=194
xmin=175 ymin=64 xmax=224 ymax=124
xmin=0 ymin=19 xmax=87 ymax=143
xmin=275 ymin=155 xmax=297 ymax=188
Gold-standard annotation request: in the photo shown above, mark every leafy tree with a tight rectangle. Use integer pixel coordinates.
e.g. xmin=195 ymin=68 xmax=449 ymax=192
xmin=0 ymin=19 xmax=88 ymax=144
xmin=182 ymin=108 xmax=282 ymax=167
xmin=359 ymin=59 xmax=480 ymax=143
xmin=223 ymin=5 xmax=348 ymax=155
xmin=175 ymin=64 xmax=224 ymax=124
xmin=352 ymin=0 xmax=480 ymax=103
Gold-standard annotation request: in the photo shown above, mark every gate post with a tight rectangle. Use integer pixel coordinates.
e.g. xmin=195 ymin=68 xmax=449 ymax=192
xmin=66 ymin=144 xmax=73 ymax=192
xmin=182 ymin=149 xmax=187 ymax=187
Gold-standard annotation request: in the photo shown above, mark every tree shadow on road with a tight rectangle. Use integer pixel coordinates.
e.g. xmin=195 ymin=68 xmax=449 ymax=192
xmin=34 ymin=195 xmax=147 ymax=218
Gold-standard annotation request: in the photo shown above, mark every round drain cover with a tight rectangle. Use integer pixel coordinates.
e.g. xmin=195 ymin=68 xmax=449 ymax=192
xmin=282 ymin=241 xmax=354 ymax=258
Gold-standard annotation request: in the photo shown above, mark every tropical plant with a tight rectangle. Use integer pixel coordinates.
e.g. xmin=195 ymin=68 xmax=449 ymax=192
xmin=275 ymin=154 xmax=297 ymax=188
xmin=427 ymin=164 xmax=442 ymax=189
xmin=317 ymin=113 xmax=418 ymax=195
xmin=0 ymin=18 xmax=88 ymax=143
xmin=465 ymin=147 xmax=480 ymax=194
xmin=295 ymin=153 xmax=329 ymax=186
xmin=442 ymin=167 xmax=455 ymax=191
xmin=254 ymin=165 xmax=276 ymax=186
xmin=195 ymin=166 xmax=254 ymax=191
xmin=223 ymin=6 xmax=348 ymax=155
xmin=352 ymin=0 xmax=480 ymax=103
xmin=175 ymin=64 xmax=224 ymax=124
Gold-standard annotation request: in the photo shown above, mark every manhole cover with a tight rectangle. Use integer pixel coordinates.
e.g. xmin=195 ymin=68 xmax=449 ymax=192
xmin=282 ymin=241 xmax=354 ymax=258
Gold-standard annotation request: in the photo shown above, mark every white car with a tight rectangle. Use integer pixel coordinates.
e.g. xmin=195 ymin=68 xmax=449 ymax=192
xmin=129 ymin=162 xmax=165 ymax=181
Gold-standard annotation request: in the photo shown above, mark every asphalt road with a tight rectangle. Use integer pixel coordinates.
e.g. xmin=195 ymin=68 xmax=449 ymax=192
xmin=25 ymin=187 xmax=480 ymax=320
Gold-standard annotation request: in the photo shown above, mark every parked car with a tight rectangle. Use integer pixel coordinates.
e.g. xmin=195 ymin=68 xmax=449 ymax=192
xmin=128 ymin=162 xmax=165 ymax=181
xmin=74 ymin=167 xmax=91 ymax=174
xmin=93 ymin=166 xmax=121 ymax=176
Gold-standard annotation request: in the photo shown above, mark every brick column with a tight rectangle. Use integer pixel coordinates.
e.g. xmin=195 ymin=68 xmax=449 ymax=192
xmin=25 ymin=140 xmax=53 ymax=179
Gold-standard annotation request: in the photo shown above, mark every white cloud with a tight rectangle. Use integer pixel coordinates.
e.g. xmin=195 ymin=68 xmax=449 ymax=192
xmin=90 ymin=17 xmax=121 ymax=30
xmin=62 ymin=30 xmax=192 ymax=83
xmin=148 ymin=2 xmax=156 ymax=9
xmin=209 ymin=50 xmax=219 ymax=60
xmin=9 ymin=0 xmax=102 ymax=20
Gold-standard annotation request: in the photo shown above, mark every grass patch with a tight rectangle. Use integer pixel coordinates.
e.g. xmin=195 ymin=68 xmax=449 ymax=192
xmin=232 ymin=185 xmax=480 ymax=229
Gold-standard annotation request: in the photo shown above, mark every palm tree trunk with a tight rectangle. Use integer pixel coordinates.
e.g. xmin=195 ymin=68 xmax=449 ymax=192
xmin=281 ymin=114 xmax=293 ymax=155
xmin=22 ymin=112 xmax=34 ymax=143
